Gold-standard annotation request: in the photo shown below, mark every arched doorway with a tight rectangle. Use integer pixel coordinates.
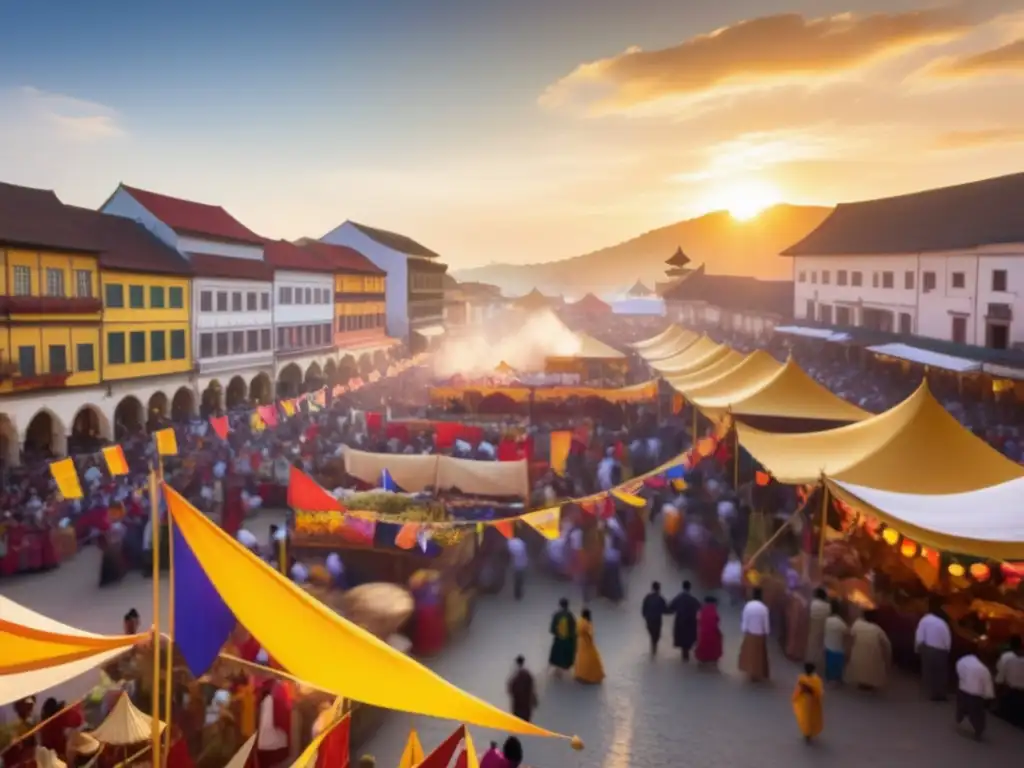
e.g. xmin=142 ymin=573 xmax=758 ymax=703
xmin=172 ymin=387 xmax=196 ymax=422
xmin=323 ymin=358 xmax=338 ymax=387
xmin=305 ymin=361 xmax=323 ymax=393
xmin=358 ymin=353 xmax=374 ymax=378
xmin=0 ymin=415 xmax=18 ymax=470
xmin=277 ymin=364 xmax=302 ymax=398
xmin=250 ymin=372 xmax=272 ymax=405
xmin=339 ymin=355 xmax=357 ymax=384
xmin=226 ymin=376 xmax=248 ymax=409
xmin=201 ymin=380 xmax=223 ymax=418
xmin=147 ymin=391 xmax=169 ymax=432
xmin=373 ymin=349 xmax=388 ymax=373
xmin=24 ymin=409 xmax=66 ymax=459
xmin=69 ymin=405 xmax=110 ymax=453
xmin=114 ymin=396 xmax=145 ymax=440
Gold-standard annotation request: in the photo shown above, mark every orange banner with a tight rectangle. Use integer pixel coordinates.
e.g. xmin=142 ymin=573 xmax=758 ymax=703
xmin=549 ymin=430 xmax=572 ymax=476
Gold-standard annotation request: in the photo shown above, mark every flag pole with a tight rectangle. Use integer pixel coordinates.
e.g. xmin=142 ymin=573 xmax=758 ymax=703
xmin=161 ymin=457 xmax=175 ymax=762
xmin=148 ymin=460 xmax=162 ymax=768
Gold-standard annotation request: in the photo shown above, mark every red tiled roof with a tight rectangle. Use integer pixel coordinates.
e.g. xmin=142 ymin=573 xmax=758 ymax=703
xmin=263 ymin=239 xmax=335 ymax=274
xmin=0 ymin=182 xmax=101 ymax=252
xmin=69 ymin=208 xmax=193 ymax=276
xmin=188 ymin=252 xmax=273 ymax=281
xmin=295 ymin=239 xmax=385 ymax=275
xmin=120 ymin=184 xmax=264 ymax=245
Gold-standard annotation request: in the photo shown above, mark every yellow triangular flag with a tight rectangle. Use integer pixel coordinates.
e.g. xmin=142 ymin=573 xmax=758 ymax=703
xmin=50 ymin=457 xmax=83 ymax=499
xmin=102 ymin=444 xmax=129 ymax=476
xmin=155 ymin=427 xmax=178 ymax=456
xmin=521 ymin=507 xmax=560 ymax=540
xmin=463 ymin=728 xmax=480 ymax=768
xmin=611 ymin=489 xmax=646 ymax=509
xmin=250 ymin=411 xmax=266 ymax=433
xmin=397 ymin=728 xmax=424 ymax=768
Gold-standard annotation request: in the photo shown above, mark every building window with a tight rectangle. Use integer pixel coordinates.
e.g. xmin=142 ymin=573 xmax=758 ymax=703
xmin=837 ymin=270 xmax=848 ymax=286
xmin=899 ymin=313 xmax=912 ymax=334
xmin=200 ymin=291 xmax=213 ymax=312
xmin=810 ymin=271 xmax=817 ymax=284
xmin=805 ymin=299 xmax=815 ymax=319
xmin=296 ymin=289 xmax=305 ymax=305
xmin=150 ymin=286 xmax=165 ymax=308
xmin=322 ymin=323 xmax=331 ymax=340
xmin=280 ymin=287 xmax=292 ymax=305
xmin=247 ymin=329 xmax=258 ymax=351
xmin=46 ymin=344 xmax=67 ymax=373
xmin=836 ymin=306 xmax=851 ymax=326
xmin=150 ymin=330 xmax=166 ymax=361
xmin=107 ymin=332 xmax=126 ymax=364
xmin=45 ymin=268 xmax=65 ymax=297
xmin=882 ymin=272 xmax=894 ymax=289
xmin=987 ymin=322 xmax=1009 ymax=350
xmin=129 ymin=331 xmax=146 ymax=363
xmin=313 ymin=325 xmax=322 ymax=345
xmin=12 ymin=265 xmax=31 ymax=296
xmin=261 ymin=292 xmax=270 ymax=310
xmin=75 ymin=270 xmax=93 ymax=297
xmin=77 ymin=343 xmax=95 ymax=372
xmin=170 ymin=330 xmax=186 ymax=360
xmin=200 ymin=333 xmax=214 ymax=358
xmin=872 ymin=272 xmax=879 ymax=288
xmin=951 ymin=272 xmax=966 ymax=289
xmin=18 ymin=346 xmax=35 ymax=376
xmin=247 ymin=292 xmax=257 ymax=311
xmin=819 ymin=304 xmax=833 ymax=324
xmin=277 ymin=327 xmax=287 ymax=349
xmin=261 ymin=329 xmax=271 ymax=350
xmin=216 ymin=332 xmax=229 ymax=356
xmin=923 ymin=271 xmax=936 ymax=291
xmin=992 ymin=270 xmax=1008 ymax=292
xmin=231 ymin=331 xmax=244 ymax=353
xmin=798 ymin=271 xmax=806 ymax=283
xmin=305 ymin=287 xmax=312 ymax=304
xmin=851 ymin=271 xmax=863 ymax=287
xmin=232 ymin=292 xmax=242 ymax=312
xmin=951 ymin=315 xmax=968 ymax=344
xmin=127 ymin=284 xmax=143 ymax=308
xmin=169 ymin=286 xmax=184 ymax=308
xmin=216 ymin=292 xmax=228 ymax=311
xmin=821 ymin=270 xmax=830 ymax=285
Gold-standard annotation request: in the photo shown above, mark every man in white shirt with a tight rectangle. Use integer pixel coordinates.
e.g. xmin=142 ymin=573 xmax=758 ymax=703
xmin=955 ymin=653 xmax=995 ymax=740
xmin=915 ymin=604 xmax=952 ymax=701
xmin=738 ymin=588 xmax=771 ymax=682
xmin=996 ymin=635 xmax=1024 ymax=727
xmin=507 ymin=535 xmax=529 ymax=600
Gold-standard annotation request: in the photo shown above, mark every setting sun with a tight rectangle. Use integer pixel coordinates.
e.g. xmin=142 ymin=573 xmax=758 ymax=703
xmin=721 ymin=179 xmax=783 ymax=221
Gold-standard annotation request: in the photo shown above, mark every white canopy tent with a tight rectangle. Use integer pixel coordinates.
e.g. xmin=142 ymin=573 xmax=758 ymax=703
xmin=773 ymin=326 xmax=851 ymax=342
xmin=867 ymin=343 xmax=980 ymax=373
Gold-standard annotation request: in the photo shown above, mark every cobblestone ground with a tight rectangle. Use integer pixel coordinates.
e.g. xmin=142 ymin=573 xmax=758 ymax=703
xmin=7 ymin=513 xmax=1024 ymax=767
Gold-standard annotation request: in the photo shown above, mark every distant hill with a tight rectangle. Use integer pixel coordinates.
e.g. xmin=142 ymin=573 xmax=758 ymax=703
xmin=453 ymin=204 xmax=832 ymax=297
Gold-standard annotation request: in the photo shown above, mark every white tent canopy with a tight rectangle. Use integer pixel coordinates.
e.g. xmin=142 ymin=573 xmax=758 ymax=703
xmin=867 ymin=343 xmax=980 ymax=373
xmin=828 ymin=477 xmax=1024 ymax=560
xmin=773 ymin=326 xmax=851 ymax=342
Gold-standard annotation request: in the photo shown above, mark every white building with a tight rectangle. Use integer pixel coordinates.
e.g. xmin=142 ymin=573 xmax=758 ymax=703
xmin=320 ymin=220 xmax=447 ymax=351
xmin=784 ymin=173 xmax=1024 ymax=351
xmin=101 ymin=184 xmax=276 ymax=409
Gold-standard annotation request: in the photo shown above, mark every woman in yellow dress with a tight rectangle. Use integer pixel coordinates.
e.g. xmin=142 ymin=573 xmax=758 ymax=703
xmin=574 ymin=609 xmax=606 ymax=685
xmin=791 ymin=662 xmax=824 ymax=744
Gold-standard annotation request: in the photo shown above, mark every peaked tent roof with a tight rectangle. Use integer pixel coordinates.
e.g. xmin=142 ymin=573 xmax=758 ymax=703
xmin=693 ymin=357 xmax=871 ymax=423
xmin=348 ymin=221 xmax=440 ymax=259
xmin=645 ymin=335 xmax=718 ymax=367
xmin=826 ymin=477 xmax=1024 ymax=560
xmin=118 ymin=184 xmax=263 ymax=245
xmin=632 ymin=324 xmax=685 ymax=351
xmin=653 ymin=343 xmax=732 ymax=376
xmin=627 ymin=280 xmax=654 ymax=297
xmin=511 ymin=288 xmax=551 ymax=311
xmin=678 ymin=350 xmax=783 ymax=399
xmin=736 ymin=381 xmax=1024 ymax=492
xmin=664 ymin=349 xmax=745 ymax=391
xmin=781 ymin=172 xmax=1024 ymax=257
xmin=88 ymin=693 xmax=164 ymax=745
xmin=666 ymin=246 xmax=691 ymax=267
xmin=571 ymin=293 xmax=612 ymax=314
xmin=638 ymin=329 xmax=701 ymax=362
xmin=569 ymin=332 xmax=626 ymax=360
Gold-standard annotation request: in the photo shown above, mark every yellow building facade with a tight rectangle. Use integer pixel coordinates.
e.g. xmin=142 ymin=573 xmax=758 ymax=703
xmin=334 ymin=272 xmax=387 ymax=342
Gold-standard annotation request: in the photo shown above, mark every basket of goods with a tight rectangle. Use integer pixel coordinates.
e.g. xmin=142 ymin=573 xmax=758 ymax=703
xmin=339 ymin=583 xmax=415 ymax=638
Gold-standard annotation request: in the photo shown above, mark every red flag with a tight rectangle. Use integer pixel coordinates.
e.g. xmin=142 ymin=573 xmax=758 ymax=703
xmin=416 ymin=726 xmax=465 ymax=768
xmin=257 ymin=404 xmax=279 ymax=429
xmin=209 ymin=416 xmax=229 ymax=441
xmin=315 ymin=713 xmax=350 ymax=768
xmin=434 ymin=421 xmax=461 ymax=450
xmin=755 ymin=471 xmax=771 ymax=486
xmin=492 ymin=519 xmax=514 ymax=539
xmin=497 ymin=438 xmax=519 ymax=461
xmin=288 ymin=466 xmax=344 ymax=511
xmin=366 ymin=411 xmax=383 ymax=432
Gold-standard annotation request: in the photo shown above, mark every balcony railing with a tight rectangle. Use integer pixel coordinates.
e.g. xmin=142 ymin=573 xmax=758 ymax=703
xmin=335 ymin=292 xmax=386 ymax=303
xmin=11 ymin=371 xmax=73 ymax=390
xmin=0 ymin=296 xmax=103 ymax=315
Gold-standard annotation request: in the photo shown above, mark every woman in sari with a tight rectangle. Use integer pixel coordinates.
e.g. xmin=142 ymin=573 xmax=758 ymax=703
xmin=574 ymin=609 xmax=605 ymax=685
xmin=695 ymin=596 xmax=723 ymax=666
xmin=791 ymin=662 xmax=824 ymax=743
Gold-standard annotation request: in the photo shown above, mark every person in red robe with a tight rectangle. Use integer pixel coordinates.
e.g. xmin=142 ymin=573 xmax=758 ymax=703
xmin=255 ymin=680 xmax=291 ymax=768
xmin=695 ymin=595 xmax=724 ymax=666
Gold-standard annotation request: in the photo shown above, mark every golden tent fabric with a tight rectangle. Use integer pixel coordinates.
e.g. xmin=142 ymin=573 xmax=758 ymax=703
xmin=683 ymin=351 xmax=783 ymax=403
xmin=631 ymin=324 xmax=685 ymax=351
xmin=163 ymin=485 xmax=566 ymax=739
xmin=653 ymin=344 xmax=732 ymax=376
xmin=638 ymin=330 xmax=700 ymax=362
xmin=663 ymin=350 xmax=745 ymax=393
xmin=736 ymin=381 xmax=1024 ymax=492
xmin=342 ymin=448 xmax=440 ymax=493
xmin=643 ymin=334 xmax=716 ymax=366
xmin=429 ymin=380 xmax=659 ymax=406
xmin=693 ymin=358 xmax=871 ymax=423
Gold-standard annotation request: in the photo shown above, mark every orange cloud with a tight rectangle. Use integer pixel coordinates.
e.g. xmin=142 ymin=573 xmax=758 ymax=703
xmin=934 ymin=127 xmax=1024 ymax=149
xmin=541 ymin=9 xmax=976 ymax=113
xmin=934 ymin=38 xmax=1024 ymax=75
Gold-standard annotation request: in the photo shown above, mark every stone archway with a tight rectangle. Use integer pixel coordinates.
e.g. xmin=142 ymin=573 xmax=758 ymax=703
xmin=339 ymin=355 xmax=357 ymax=384
xmin=305 ymin=361 xmax=323 ymax=392
xmin=373 ymin=349 xmax=388 ymax=373
xmin=172 ymin=387 xmax=196 ymax=422
xmin=226 ymin=376 xmax=248 ymax=409
xmin=277 ymin=363 xmax=302 ymax=399
xmin=147 ymin=391 xmax=169 ymax=432
xmin=323 ymin=358 xmax=338 ymax=387
xmin=0 ymin=415 xmax=18 ymax=470
xmin=250 ymin=372 xmax=273 ymax=405
xmin=114 ymin=396 xmax=145 ymax=440
xmin=201 ymin=380 xmax=223 ymax=418
xmin=69 ymin=405 xmax=111 ymax=454
xmin=24 ymin=409 xmax=66 ymax=459
xmin=358 ymin=353 xmax=374 ymax=378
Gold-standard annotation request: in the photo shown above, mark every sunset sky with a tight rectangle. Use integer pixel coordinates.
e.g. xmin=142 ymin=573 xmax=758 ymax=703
xmin=2 ymin=0 xmax=1024 ymax=268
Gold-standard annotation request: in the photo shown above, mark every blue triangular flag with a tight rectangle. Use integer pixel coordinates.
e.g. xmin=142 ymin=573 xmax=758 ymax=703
xmin=665 ymin=463 xmax=686 ymax=480
xmin=380 ymin=468 xmax=399 ymax=492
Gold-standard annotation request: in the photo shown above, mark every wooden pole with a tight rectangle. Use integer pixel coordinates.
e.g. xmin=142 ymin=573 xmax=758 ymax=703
xmin=691 ymin=405 xmax=697 ymax=448
xmin=279 ymin=531 xmax=288 ymax=577
xmin=148 ymin=465 xmax=162 ymax=768
xmin=733 ymin=428 xmax=739 ymax=488
xmin=742 ymin=506 xmax=802 ymax=571
xmin=160 ymin=460 xmax=174 ymax=761
xmin=818 ymin=480 xmax=830 ymax=565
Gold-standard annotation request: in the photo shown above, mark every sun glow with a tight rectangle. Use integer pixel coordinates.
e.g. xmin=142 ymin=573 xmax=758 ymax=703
xmin=706 ymin=179 xmax=782 ymax=221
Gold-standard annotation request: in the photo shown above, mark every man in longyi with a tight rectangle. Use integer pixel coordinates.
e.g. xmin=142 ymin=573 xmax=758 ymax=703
xmin=548 ymin=598 xmax=577 ymax=674
xmin=738 ymin=588 xmax=771 ymax=682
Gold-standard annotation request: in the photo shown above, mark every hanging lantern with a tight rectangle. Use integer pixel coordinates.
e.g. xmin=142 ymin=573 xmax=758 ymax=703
xmin=900 ymin=539 xmax=918 ymax=558
xmin=947 ymin=562 xmax=966 ymax=578
xmin=882 ymin=527 xmax=900 ymax=546
xmin=922 ymin=547 xmax=940 ymax=570
xmin=969 ymin=563 xmax=991 ymax=582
